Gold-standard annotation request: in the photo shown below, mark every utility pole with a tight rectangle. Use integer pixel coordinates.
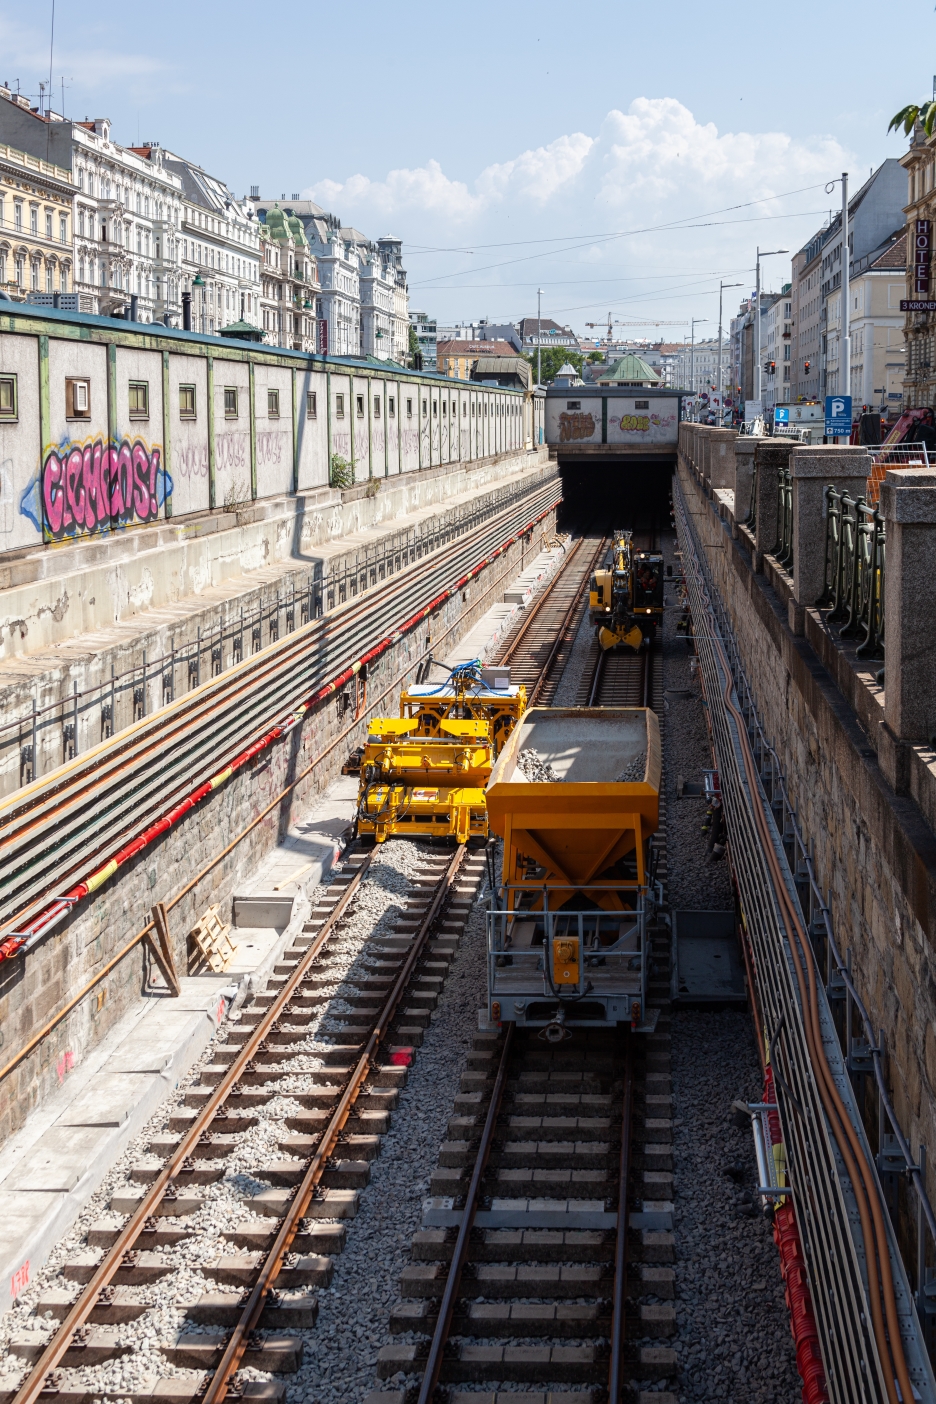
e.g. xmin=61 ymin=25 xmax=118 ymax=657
xmin=536 ymin=288 xmax=543 ymax=386
xmin=841 ymin=171 xmax=850 ymax=411
xmin=754 ymin=247 xmax=788 ymax=409
xmin=717 ymin=282 xmax=742 ymax=427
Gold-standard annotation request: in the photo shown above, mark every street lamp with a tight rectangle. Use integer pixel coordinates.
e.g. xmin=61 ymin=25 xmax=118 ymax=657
xmin=690 ymin=318 xmax=708 ymax=415
xmin=754 ymin=248 xmax=788 ymax=405
xmin=716 ymin=282 xmax=743 ymax=426
xmin=536 ymin=288 xmax=544 ymax=387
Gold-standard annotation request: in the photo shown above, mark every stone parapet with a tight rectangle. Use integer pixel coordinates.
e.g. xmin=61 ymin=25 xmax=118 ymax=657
xmin=752 ymin=440 xmax=793 ymax=570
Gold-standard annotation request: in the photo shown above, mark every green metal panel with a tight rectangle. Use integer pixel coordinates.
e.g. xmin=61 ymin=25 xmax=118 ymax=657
xmin=326 ymin=367 xmax=332 ymax=487
xmin=206 ymin=355 xmax=216 ymax=509
xmin=291 ymin=366 xmax=299 ymax=493
xmin=249 ymin=360 xmax=258 ymax=500
xmin=348 ymin=375 xmax=355 ymax=483
xmin=107 ymin=342 xmax=118 ymax=449
xmin=162 ymin=350 xmax=172 ymax=518
xmin=38 ymin=335 xmax=50 ymax=542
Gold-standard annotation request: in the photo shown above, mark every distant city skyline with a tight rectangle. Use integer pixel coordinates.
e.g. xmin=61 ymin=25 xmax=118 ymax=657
xmin=1 ymin=0 xmax=929 ymax=331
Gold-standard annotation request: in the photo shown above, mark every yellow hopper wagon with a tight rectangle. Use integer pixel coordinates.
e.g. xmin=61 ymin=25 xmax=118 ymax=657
xmin=589 ymin=530 xmax=665 ymax=652
xmin=485 ymin=706 xmax=662 ymax=1034
xmin=355 ymin=716 xmax=493 ymax=846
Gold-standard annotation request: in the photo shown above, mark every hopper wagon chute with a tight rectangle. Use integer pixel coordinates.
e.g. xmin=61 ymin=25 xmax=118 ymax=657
xmin=485 ymin=706 xmax=662 ymax=1034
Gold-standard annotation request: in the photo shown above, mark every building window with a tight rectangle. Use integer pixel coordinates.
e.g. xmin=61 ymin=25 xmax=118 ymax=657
xmin=462 ymin=402 xmax=467 ymax=416
xmin=30 ymin=262 xmax=39 ymax=291
xmin=433 ymin=400 xmax=437 ymax=416
xmin=129 ymin=381 xmax=149 ymax=418
xmin=66 ymin=378 xmax=91 ymax=419
xmin=389 ymin=396 xmax=395 ymax=417
xmin=406 ymin=398 xmax=412 ymax=417
xmin=14 ymin=202 xmax=22 ymax=232
xmin=30 ymin=208 xmax=37 ymax=235
xmin=635 ymin=400 xmax=649 ymax=410
xmin=374 ymin=396 xmax=381 ymax=418
xmin=422 ymin=399 xmax=427 ymax=417
xmin=336 ymin=393 xmax=345 ymax=418
xmin=45 ymin=263 xmax=53 ymax=293
xmin=268 ymin=388 xmax=280 ymax=417
xmin=307 ymin=390 xmax=317 ymax=418
xmin=179 ymin=384 xmax=196 ymax=419
xmin=224 ymin=386 xmax=238 ymax=418
xmin=567 ymin=401 xmax=582 ymax=411
xmin=60 ymin=215 xmax=67 ymax=244
xmin=356 ymin=394 xmax=364 ymax=416
xmin=0 ymin=374 xmax=17 ymax=420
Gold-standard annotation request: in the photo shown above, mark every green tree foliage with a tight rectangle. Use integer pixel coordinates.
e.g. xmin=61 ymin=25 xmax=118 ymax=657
xmin=586 ymin=351 xmax=604 ymax=363
xmin=889 ymin=101 xmax=936 ymax=138
xmin=525 ymin=347 xmax=583 ymax=384
xmin=407 ymin=324 xmax=423 ymax=370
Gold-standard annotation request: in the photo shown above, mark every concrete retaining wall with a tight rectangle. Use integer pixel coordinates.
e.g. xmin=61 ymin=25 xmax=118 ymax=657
xmin=677 ymin=452 xmax=936 ymax=1210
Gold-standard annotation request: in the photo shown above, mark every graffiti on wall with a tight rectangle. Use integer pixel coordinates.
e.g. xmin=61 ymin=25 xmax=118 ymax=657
xmin=257 ymin=431 xmax=287 ymax=467
xmin=175 ymin=442 xmax=209 ymax=483
xmin=558 ymin=411 xmax=596 ymax=442
xmin=216 ymin=432 xmax=249 ymax=471
xmin=21 ymin=437 xmax=173 ymax=541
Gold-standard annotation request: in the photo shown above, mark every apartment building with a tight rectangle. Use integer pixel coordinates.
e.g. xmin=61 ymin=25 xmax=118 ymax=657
xmin=258 ymin=205 xmax=319 ymax=352
xmin=0 ymin=121 xmax=74 ymax=301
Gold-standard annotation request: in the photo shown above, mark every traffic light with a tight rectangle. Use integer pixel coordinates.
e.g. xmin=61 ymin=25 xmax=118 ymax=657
xmin=804 ymin=359 xmax=811 ymax=374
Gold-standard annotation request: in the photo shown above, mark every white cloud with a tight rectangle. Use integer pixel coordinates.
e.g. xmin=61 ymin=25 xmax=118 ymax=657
xmin=0 ymin=16 xmax=166 ymax=92
xmin=302 ymin=97 xmax=855 ymax=326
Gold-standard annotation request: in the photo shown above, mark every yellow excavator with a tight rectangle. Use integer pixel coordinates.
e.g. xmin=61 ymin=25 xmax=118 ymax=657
xmin=589 ymin=531 xmax=664 ymax=651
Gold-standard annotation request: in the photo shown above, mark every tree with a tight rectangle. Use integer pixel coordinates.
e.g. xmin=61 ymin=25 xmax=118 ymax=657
xmin=525 ymin=347 xmax=583 ymax=384
xmin=889 ymin=101 xmax=936 ymax=138
xmin=586 ymin=351 xmax=604 ymax=363
xmin=407 ymin=324 xmax=423 ymax=370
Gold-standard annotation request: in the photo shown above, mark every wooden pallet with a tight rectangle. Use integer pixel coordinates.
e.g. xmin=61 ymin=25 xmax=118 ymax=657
xmin=188 ymin=904 xmax=237 ymax=973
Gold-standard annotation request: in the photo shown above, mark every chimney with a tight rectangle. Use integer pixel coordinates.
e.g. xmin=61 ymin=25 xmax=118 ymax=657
xmin=250 ymin=185 xmax=259 ymax=199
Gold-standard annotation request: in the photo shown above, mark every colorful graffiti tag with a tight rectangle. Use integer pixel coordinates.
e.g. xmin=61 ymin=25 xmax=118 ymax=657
xmin=36 ymin=438 xmax=172 ymax=540
xmin=558 ymin=411 xmax=596 ymax=443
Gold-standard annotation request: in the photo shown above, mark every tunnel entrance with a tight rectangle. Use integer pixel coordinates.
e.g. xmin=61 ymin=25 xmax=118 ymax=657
xmin=557 ymin=456 xmax=675 ymax=538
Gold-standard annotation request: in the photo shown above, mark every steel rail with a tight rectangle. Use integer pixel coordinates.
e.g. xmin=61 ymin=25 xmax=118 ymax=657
xmin=1 ymin=477 xmax=558 ymax=888
xmin=608 ymin=1040 xmax=635 ymax=1404
xmin=201 ymin=843 xmax=468 ymax=1404
xmin=0 ymin=513 xmax=558 ymax=1083
xmin=416 ymin=1022 xmax=515 ymax=1404
xmin=10 ymin=847 xmax=376 ymax=1404
xmin=2 ymin=476 xmax=559 ymax=852
xmin=1 ymin=481 xmax=560 ymax=942
xmin=675 ymin=483 xmax=918 ymax=1404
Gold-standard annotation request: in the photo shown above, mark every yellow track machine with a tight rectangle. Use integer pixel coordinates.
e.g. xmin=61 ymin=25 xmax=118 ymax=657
xmin=589 ymin=530 xmax=664 ymax=652
xmin=351 ymin=660 xmax=528 ymax=845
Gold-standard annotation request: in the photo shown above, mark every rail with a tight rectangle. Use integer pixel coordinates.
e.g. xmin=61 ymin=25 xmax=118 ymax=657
xmin=674 ymin=477 xmax=935 ymax=1402
xmin=0 ymin=469 xmax=552 ymax=794
xmin=10 ymin=842 xmax=467 ymax=1404
xmin=0 ymin=473 xmax=560 ymax=953
xmin=816 ymin=485 xmax=885 ymax=659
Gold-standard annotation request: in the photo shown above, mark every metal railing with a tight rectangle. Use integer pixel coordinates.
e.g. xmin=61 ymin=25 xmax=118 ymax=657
xmin=675 ymin=478 xmax=936 ymax=1395
xmin=817 ymin=485 xmax=885 ymax=659
xmin=773 ymin=459 xmax=794 ymax=569
xmin=743 ymin=453 xmax=758 ymax=529
xmin=0 ymin=468 xmax=556 ymax=795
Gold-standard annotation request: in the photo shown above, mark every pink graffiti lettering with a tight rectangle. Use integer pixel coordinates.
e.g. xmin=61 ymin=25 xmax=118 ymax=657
xmin=43 ymin=438 xmax=167 ymax=541
xmin=176 ymin=442 xmax=209 ymax=482
xmin=56 ymin=1050 xmax=75 ymax=1083
xmin=10 ymin=1261 xmax=29 ymax=1299
xmin=256 ymin=431 xmax=285 ymax=467
xmin=216 ymin=433 xmax=248 ymax=471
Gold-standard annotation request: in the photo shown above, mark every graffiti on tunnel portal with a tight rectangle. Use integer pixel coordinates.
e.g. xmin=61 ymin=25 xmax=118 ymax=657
xmin=39 ymin=437 xmax=172 ymax=540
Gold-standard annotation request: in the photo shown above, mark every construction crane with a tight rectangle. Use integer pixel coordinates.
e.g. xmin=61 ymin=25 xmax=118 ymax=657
xmin=584 ymin=313 xmax=687 ymax=353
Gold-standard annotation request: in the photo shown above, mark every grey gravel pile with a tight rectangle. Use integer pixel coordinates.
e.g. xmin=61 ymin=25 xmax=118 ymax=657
xmin=614 ymin=751 xmax=646 ymax=782
xmin=515 ymin=747 xmax=561 ymax=782
xmin=662 ymin=532 xmax=799 ymax=1403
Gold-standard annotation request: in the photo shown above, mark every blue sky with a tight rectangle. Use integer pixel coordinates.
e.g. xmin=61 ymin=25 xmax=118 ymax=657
xmin=0 ymin=0 xmax=927 ymax=336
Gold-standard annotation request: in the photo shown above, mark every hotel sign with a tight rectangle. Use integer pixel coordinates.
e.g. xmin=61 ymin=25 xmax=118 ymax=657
xmin=900 ymin=300 xmax=936 ymax=311
xmin=914 ymin=218 xmax=931 ymax=296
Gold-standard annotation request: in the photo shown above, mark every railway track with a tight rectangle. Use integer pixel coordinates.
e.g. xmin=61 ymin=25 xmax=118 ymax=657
xmin=370 ymin=526 xmax=678 ymax=1404
xmin=1 ymin=842 xmax=487 ymax=1404
xmin=0 ymin=472 xmax=561 ymax=946
xmin=491 ymin=533 xmax=608 ymax=703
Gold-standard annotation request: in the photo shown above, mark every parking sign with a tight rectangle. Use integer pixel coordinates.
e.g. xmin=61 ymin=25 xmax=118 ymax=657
xmin=825 ymin=395 xmax=852 ymax=437
xmin=774 ymin=407 xmax=790 ymax=424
